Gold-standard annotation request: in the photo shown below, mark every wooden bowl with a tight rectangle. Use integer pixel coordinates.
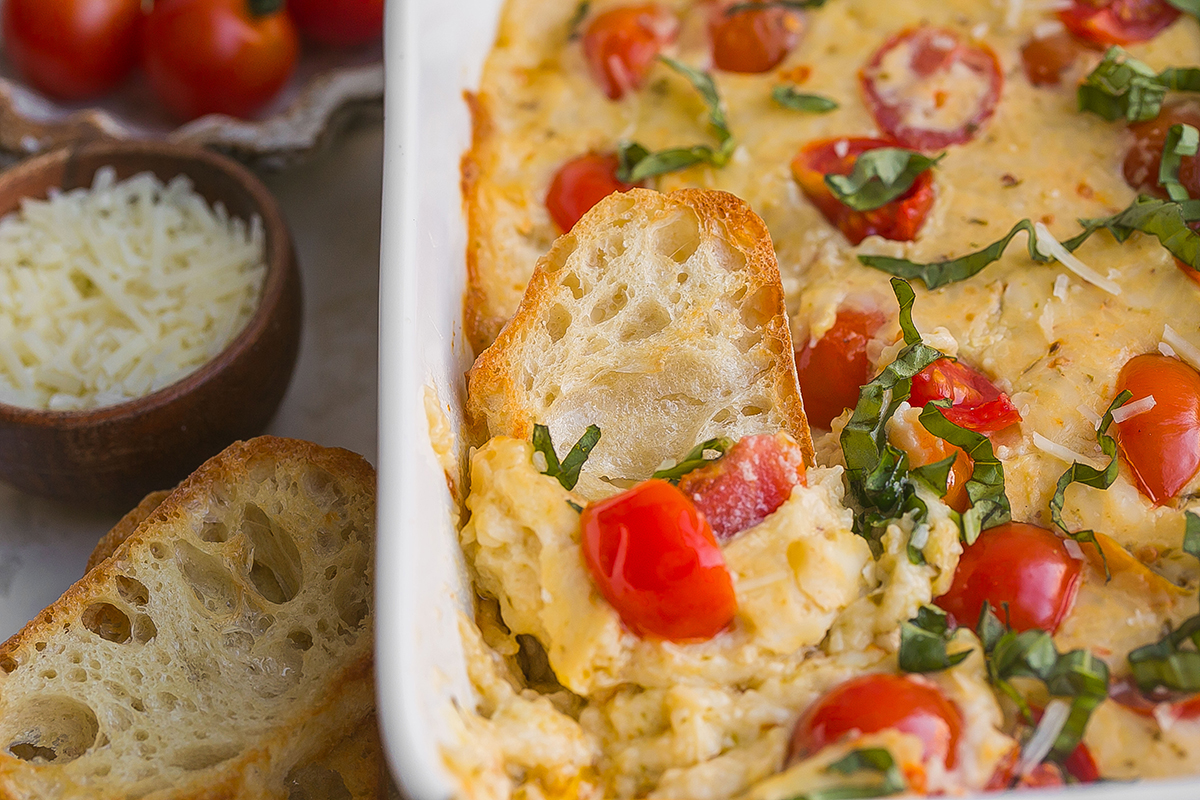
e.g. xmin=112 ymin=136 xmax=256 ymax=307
xmin=0 ymin=141 xmax=302 ymax=508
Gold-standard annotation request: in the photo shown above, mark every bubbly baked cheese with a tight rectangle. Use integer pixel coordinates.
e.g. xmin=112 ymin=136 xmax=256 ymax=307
xmin=452 ymin=0 xmax=1200 ymax=797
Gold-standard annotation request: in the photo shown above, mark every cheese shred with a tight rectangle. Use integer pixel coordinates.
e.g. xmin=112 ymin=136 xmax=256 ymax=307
xmin=1033 ymin=222 xmax=1122 ymax=296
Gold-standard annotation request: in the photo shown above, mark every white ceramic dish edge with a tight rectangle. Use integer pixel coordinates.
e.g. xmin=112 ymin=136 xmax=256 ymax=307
xmin=373 ymin=2 xmax=1200 ymax=797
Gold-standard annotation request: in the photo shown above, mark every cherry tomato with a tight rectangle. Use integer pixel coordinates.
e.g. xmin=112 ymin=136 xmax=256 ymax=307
xmin=677 ymin=433 xmax=807 ymax=541
xmin=142 ymin=0 xmax=300 ymax=121
xmin=935 ymin=522 xmax=1083 ymax=634
xmin=1123 ymin=101 xmax=1200 ymax=200
xmin=789 ymin=673 xmax=963 ymax=768
xmin=1058 ymin=0 xmax=1180 ymax=47
xmin=790 ymin=137 xmax=936 ymax=246
xmin=287 ymin=0 xmax=383 ymax=46
xmin=909 ymin=357 xmax=1022 ymax=434
xmin=893 ymin=420 xmax=973 ymax=513
xmin=581 ymin=4 xmax=679 ymax=100
xmin=580 ymin=479 xmax=737 ymax=641
xmin=708 ymin=0 xmax=802 ymax=74
xmin=860 ymin=26 xmax=1003 ymax=151
xmin=794 ymin=308 xmax=887 ymax=428
xmin=2 ymin=0 xmax=141 ymax=101
xmin=1020 ymin=30 xmax=1089 ymax=87
xmin=1113 ymin=354 xmax=1200 ymax=504
xmin=546 ymin=152 xmax=641 ymax=233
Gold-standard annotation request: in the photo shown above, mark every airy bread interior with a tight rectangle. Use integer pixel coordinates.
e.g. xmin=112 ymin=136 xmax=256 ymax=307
xmin=0 ymin=437 xmax=376 ymax=799
xmin=467 ymin=188 xmax=812 ymax=499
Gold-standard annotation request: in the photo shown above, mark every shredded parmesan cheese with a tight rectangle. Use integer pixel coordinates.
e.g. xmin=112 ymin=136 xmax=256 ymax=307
xmin=0 ymin=168 xmax=266 ymax=411
xmin=1032 ymin=432 xmax=1103 ymax=469
xmin=1062 ymin=539 xmax=1085 ymax=561
xmin=1017 ymin=699 xmax=1069 ymax=777
xmin=1163 ymin=325 xmax=1200 ymax=372
xmin=1033 ymin=223 xmax=1122 ymax=295
xmin=1077 ymin=404 xmax=1102 ymax=429
xmin=1161 ymin=341 xmax=1179 ymax=359
xmin=1111 ymin=395 xmax=1157 ymax=423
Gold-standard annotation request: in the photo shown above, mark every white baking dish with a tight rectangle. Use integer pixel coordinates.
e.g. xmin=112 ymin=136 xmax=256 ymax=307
xmin=374 ymin=1 xmax=1200 ymax=797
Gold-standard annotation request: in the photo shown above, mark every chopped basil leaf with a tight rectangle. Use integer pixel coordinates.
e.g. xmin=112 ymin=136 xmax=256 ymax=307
xmin=786 ymin=748 xmax=906 ymax=800
xmin=616 ymin=58 xmax=736 ymax=183
xmin=910 ymin=454 xmax=955 ymax=498
xmin=1126 ymin=511 xmax=1200 ymax=693
xmin=532 ymin=423 xmax=600 ymax=491
xmin=651 ymin=437 xmax=733 ymax=483
xmin=825 ymin=148 xmax=943 ymax=212
xmin=725 ymin=0 xmax=828 ymax=16
xmin=566 ymin=0 xmax=589 ymax=40
xmin=900 ymin=605 xmax=970 ymax=673
xmin=772 ymin=85 xmax=839 ymax=113
xmin=1160 ymin=123 xmax=1200 ymax=201
xmin=1063 ymin=196 xmax=1200 ymax=270
xmin=566 ymin=500 xmax=583 ymax=513
xmin=840 ymin=280 xmax=944 ymax=549
xmin=918 ymin=400 xmax=1012 ymax=544
xmin=1048 ymin=392 xmax=1131 ymax=580
xmin=1165 ymin=0 xmax=1200 ymax=17
xmin=1078 ymin=47 xmax=1168 ymax=123
xmin=858 ymin=219 xmax=1049 ymax=290
xmin=980 ymin=603 xmax=1110 ymax=763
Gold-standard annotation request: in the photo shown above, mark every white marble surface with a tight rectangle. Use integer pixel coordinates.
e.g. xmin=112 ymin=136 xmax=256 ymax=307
xmin=0 ymin=122 xmax=383 ymax=639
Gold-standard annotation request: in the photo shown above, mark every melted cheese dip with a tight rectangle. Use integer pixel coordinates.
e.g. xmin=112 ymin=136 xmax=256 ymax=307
xmin=456 ymin=0 xmax=1200 ymax=795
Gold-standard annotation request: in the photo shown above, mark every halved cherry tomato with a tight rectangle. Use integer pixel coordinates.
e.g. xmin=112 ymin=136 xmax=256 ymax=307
xmin=142 ymin=0 xmax=300 ymax=121
xmin=794 ymin=308 xmax=887 ymax=428
xmin=909 ymin=357 xmax=1022 ymax=434
xmin=1113 ymin=354 xmax=1200 ymax=504
xmin=580 ymin=479 xmax=737 ymax=641
xmin=1058 ymin=0 xmax=1180 ymax=47
xmin=3 ymin=0 xmax=142 ymax=101
xmin=860 ymin=26 xmax=1003 ymax=151
xmin=546 ymin=152 xmax=641 ymax=233
xmin=790 ymin=137 xmax=936 ymax=245
xmin=287 ymin=0 xmax=384 ymax=47
xmin=677 ymin=433 xmax=807 ymax=541
xmin=892 ymin=419 xmax=973 ymax=513
xmin=1111 ymin=676 xmax=1200 ymax=723
xmin=1123 ymin=101 xmax=1200 ymax=200
xmin=1020 ymin=30 xmax=1089 ymax=87
xmin=935 ymin=522 xmax=1083 ymax=634
xmin=581 ymin=4 xmax=679 ymax=100
xmin=708 ymin=0 xmax=802 ymax=74
xmin=789 ymin=673 xmax=963 ymax=768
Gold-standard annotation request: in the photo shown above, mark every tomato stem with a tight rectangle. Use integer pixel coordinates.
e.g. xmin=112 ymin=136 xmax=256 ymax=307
xmin=247 ymin=0 xmax=284 ymax=16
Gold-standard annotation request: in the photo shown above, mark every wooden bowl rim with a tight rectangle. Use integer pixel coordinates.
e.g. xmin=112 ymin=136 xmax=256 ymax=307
xmin=0 ymin=140 xmax=295 ymax=429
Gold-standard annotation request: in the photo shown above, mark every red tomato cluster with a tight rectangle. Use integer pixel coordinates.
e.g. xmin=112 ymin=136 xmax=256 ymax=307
xmin=3 ymin=0 xmax=383 ymax=120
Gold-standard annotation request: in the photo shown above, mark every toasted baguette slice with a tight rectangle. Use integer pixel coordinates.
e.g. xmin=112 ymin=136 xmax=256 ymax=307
xmin=467 ymin=188 xmax=812 ymax=498
xmin=0 ymin=436 xmax=376 ymax=800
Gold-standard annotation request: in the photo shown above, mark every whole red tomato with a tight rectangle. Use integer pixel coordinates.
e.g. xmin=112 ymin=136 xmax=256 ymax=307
xmin=794 ymin=307 xmax=886 ymax=428
xmin=142 ymin=0 xmax=299 ymax=121
xmin=3 ymin=0 xmax=142 ymax=100
xmin=288 ymin=0 xmax=384 ymax=47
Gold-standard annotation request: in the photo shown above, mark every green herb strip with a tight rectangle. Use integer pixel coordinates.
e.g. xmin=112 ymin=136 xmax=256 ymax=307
xmin=1063 ymin=196 xmax=1200 ymax=269
xmin=724 ymin=0 xmax=828 ymax=16
xmin=1047 ymin=391 xmax=1132 ymax=580
xmin=651 ymin=437 xmax=733 ymax=483
xmin=531 ymin=423 xmax=601 ymax=491
xmin=1160 ymin=123 xmax=1200 ymax=201
xmin=899 ymin=605 xmax=969 ymax=673
xmin=566 ymin=0 xmax=590 ymax=39
xmin=1127 ymin=511 xmax=1200 ymax=693
xmin=790 ymin=748 xmax=907 ymax=800
xmin=1166 ymin=0 xmax=1200 ymax=16
xmin=824 ymin=148 xmax=943 ymax=212
xmin=772 ymin=85 xmax=839 ymax=113
xmin=616 ymin=57 xmax=735 ymax=183
xmin=918 ymin=400 xmax=1012 ymax=545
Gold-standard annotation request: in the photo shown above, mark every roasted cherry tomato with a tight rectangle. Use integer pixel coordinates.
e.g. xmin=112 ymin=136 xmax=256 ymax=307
xmin=892 ymin=418 xmax=973 ymax=513
xmin=1113 ymin=353 xmax=1200 ymax=504
xmin=1123 ymin=101 xmax=1200 ymax=200
xmin=142 ymin=0 xmax=300 ymax=121
xmin=1020 ymin=30 xmax=1089 ymax=87
xmin=677 ymin=433 xmax=807 ymax=541
xmin=546 ymin=152 xmax=641 ymax=232
xmin=789 ymin=673 xmax=963 ymax=768
xmin=581 ymin=479 xmax=737 ymax=641
xmin=935 ymin=522 xmax=1083 ymax=634
xmin=860 ymin=26 xmax=1003 ymax=151
xmin=794 ymin=307 xmax=886 ymax=428
xmin=790 ymin=137 xmax=936 ymax=246
xmin=581 ymin=4 xmax=679 ymax=100
xmin=909 ymin=357 xmax=1022 ymax=434
xmin=1058 ymin=0 xmax=1180 ymax=46
xmin=709 ymin=0 xmax=802 ymax=74
xmin=3 ymin=0 xmax=142 ymax=100
xmin=287 ymin=0 xmax=383 ymax=46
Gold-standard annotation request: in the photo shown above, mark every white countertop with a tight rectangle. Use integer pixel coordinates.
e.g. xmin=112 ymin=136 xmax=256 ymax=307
xmin=0 ymin=122 xmax=384 ymax=640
